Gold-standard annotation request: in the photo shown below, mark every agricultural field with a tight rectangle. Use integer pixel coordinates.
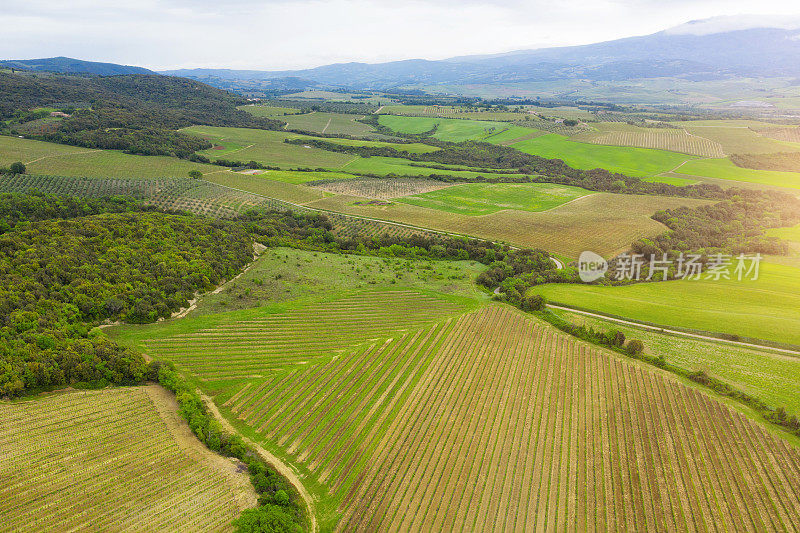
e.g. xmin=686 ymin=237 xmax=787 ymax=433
xmin=377 ymin=115 xmax=512 ymax=142
xmin=530 ymin=260 xmax=800 ymax=346
xmin=396 ymin=182 xmax=591 ymax=215
xmin=511 ymin=134 xmax=693 ymax=177
xmin=113 ymin=298 xmax=800 ymax=532
xmin=674 ymin=157 xmax=800 ymax=190
xmin=482 ymin=125 xmax=544 ymax=145
xmin=183 ymin=126 xmax=356 ymax=168
xmin=377 ymin=104 xmax=529 ymax=122
xmin=730 ymin=152 xmax=800 ymax=173
xmin=756 ymin=126 xmax=800 ymax=143
xmin=572 ymin=122 xmax=725 ymax=157
xmin=310 ymin=177 xmax=453 ymax=199
xmin=339 ymin=155 xmax=529 ymax=180
xmin=678 ymin=122 xmax=800 ymax=154
xmin=0 ymin=135 xmax=218 ymax=179
xmin=316 ymin=137 xmax=440 ymax=154
xmin=552 ymin=308 xmax=800 ymax=417
xmin=238 ymin=104 xmax=301 ymax=117
xmin=0 ymin=386 xmax=256 ymax=532
xmin=306 ymin=191 xmax=708 ymax=258
xmin=282 ymin=112 xmax=375 ymax=136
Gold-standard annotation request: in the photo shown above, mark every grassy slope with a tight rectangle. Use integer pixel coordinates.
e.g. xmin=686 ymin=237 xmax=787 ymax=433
xmin=530 ymin=260 xmax=800 ymax=345
xmin=238 ymin=105 xmax=300 ymax=117
xmin=377 ymin=115 xmax=511 ymax=142
xmin=0 ymin=135 xmax=218 ymax=179
xmin=675 ymin=157 xmax=800 ymax=189
xmin=396 ymin=182 xmax=590 ymax=215
xmin=511 ymin=133 xmax=692 ymax=177
xmin=340 ymin=156 xmax=528 ymax=180
xmin=283 ymin=112 xmax=375 ymax=136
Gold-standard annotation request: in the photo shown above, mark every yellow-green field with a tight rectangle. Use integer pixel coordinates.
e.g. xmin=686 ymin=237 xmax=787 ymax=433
xmin=282 ymin=112 xmax=375 ymax=136
xmin=0 ymin=386 xmax=256 ymax=531
xmin=675 ymin=157 xmax=800 ymax=189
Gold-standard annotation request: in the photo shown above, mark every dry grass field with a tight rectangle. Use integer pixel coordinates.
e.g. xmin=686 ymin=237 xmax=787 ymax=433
xmin=0 ymin=386 xmax=256 ymax=532
xmin=304 ymin=192 xmax=709 ymax=258
xmin=309 ymin=177 xmax=453 ymax=199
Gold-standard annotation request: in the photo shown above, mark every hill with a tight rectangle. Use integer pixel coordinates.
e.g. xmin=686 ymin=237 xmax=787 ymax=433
xmin=0 ymin=56 xmax=153 ymax=76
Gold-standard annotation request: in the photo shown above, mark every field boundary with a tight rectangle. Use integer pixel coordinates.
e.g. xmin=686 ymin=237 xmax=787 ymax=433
xmin=547 ymin=303 xmax=800 ymax=357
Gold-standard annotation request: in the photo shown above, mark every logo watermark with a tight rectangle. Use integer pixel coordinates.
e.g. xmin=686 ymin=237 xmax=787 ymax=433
xmin=578 ymin=252 xmax=762 ymax=283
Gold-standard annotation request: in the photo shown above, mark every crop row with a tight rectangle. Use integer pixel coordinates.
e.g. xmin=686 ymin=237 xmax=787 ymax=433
xmin=584 ymin=130 xmax=725 ymax=157
xmin=309 ymin=177 xmax=452 ymax=200
xmin=144 ymin=290 xmax=464 ymax=381
xmin=0 ymin=386 xmax=251 ymax=532
xmin=335 ymin=305 xmax=800 ymax=531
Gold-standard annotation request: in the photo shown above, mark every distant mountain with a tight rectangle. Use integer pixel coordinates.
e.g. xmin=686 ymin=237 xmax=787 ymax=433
xmin=0 ymin=57 xmax=153 ymax=76
xmin=162 ymin=21 xmax=800 ymax=90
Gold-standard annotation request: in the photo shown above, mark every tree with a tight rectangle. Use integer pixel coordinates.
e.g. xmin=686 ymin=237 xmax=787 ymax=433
xmin=188 ymin=170 xmax=203 ymax=179
xmin=9 ymin=162 xmax=26 ymax=174
xmin=521 ymin=294 xmax=546 ymax=312
xmin=608 ymin=330 xmax=626 ymax=347
xmin=627 ymin=339 xmax=645 ymax=355
xmin=233 ymin=505 xmax=303 ymax=533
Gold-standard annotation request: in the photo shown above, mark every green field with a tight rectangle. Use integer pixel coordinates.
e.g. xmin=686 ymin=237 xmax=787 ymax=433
xmin=675 ymin=157 xmax=800 ymax=189
xmin=184 ymin=126 xmax=356 ymax=168
xmin=0 ymin=135 xmax=218 ymax=179
xmin=396 ymin=182 xmax=590 ymax=215
xmin=320 ymin=137 xmax=440 ymax=154
xmin=530 ymin=260 xmax=800 ymax=345
xmin=511 ymin=134 xmax=692 ymax=177
xmin=377 ymin=115 xmax=511 ymax=142
xmin=239 ymin=104 xmax=301 ymax=116
xmin=554 ymin=308 xmax=800 ymax=417
xmin=283 ymin=112 xmax=375 ymax=135
xmin=340 ymin=156 xmax=529 ymax=180
xmin=482 ymin=125 xmax=544 ymax=145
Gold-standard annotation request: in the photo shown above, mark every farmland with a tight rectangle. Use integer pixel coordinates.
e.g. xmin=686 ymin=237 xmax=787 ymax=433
xmin=511 ymin=134 xmax=692 ymax=177
xmin=114 ymin=298 xmax=800 ymax=531
xmin=183 ymin=126 xmax=356 ymax=168
xmin=0 ymin=135 xmax=218 ymax=179
xmin=678 ymin=122 xmax=800 ymax=154
xmin=552 ymin=308 xmax=800 ymax=417
xmin=310 ymin=177 xmax=454 ymax=199
xmin=0 ymin=386 xmax=256 ymax=532
xmin=396 ymin=182 xmax=591 ymax=215
xmin=573 ymin=123 xmax=725 ymax=157
xmin=675 ymin=157 xmax=800 ymax=189
xmin=306 ymin=192 xmax=708 ymax=258
xmin=282 ymin=112 xmax=375 ymax=136
xmin=377 ymin=115 xmax=512 ymax=142
xmin=238 ymin=104 xmax=301 ymax=117
xmin=529 ymin=260 xmax=800 ymax=345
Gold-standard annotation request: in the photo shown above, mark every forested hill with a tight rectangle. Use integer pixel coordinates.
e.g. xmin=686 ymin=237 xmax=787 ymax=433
xmin=0 ymin=57 xmax=154 ymax=76
xmin=0 ymin=72 xmax=285 ymax=157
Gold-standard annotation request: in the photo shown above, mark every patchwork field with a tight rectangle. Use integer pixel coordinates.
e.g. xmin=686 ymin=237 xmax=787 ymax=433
xmin=679 ymin=123 xmax=800 ymax=154
xmin=0 ymin=386 xmax=256 ymax=532
xmin=282 ymin=112 xmax=375 ymax=136
xmin=377 ymin=115 xmax=512 ymax=142
xmin=305 ymin=192 xmax=708 ymax=258
xmin=511 ymin=134 xmax=692 ymax=177
xmin=183 ymin=126 xmax=356 ymax=168
xmin=396 ymin=182 xmax=591 ymax=215
xmin=573 ymin=123 xmax=725 ymax=157
xmin=530 ymin=260 xmax=800 ymax=345
xmin=0 ymin=136 xmax=217 ymax=179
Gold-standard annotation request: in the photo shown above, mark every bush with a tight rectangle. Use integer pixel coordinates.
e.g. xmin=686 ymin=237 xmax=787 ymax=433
xmin=233 ymin=505 xmax=303 ymax=533
xmin=521 ymin=294 xmax=546 ymax=312
xmin=188 ymin=170 xmax=203 ymax=179
xmin=627 ymin=339 xmax=645 ymax=355
xmin=9 ymin=162 xmax=25 ymax=174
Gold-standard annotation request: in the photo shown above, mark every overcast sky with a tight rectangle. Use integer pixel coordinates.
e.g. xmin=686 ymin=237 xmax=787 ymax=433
xmin=3 ymin=1 xmax=800 ymax=71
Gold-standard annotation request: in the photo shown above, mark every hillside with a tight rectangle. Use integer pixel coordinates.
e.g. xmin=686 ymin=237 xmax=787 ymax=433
xmin=0 ymin=56 xmax=154 ymax=75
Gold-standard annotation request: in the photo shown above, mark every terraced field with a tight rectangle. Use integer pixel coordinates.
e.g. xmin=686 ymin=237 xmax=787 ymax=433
xmin=142 ymin=291 xmax=468 ymax=380
xmin=0 ymin=386 xmax=255 ymax=532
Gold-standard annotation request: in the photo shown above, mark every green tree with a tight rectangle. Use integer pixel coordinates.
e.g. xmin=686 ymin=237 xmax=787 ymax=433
xmin=188 ymin=170 xmax=203 ymax=179
xmin=233 ymin=505 xmax=302 ymax=533
xmin=9 ymin=162 xmax=26 ymax=174
xmin=627 ymin=339 xmax=645 ymax=355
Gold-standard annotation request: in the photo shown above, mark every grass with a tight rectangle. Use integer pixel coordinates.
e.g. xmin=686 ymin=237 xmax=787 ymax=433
xmin=642 ymin=174 xmax=699 ymax=186
xmin=183 ymin=126 xmax=356 ymax=169
xmin=396 ymin=182 xmax=590 ymax=215
xmin=202 ymin=172 xmax=327 ymax=204
xmin=0 ymin=386 xmax=255 ymax=531
xmin=675 ymin=157 xmax=800 ymax=190
xmin=482 ymin=125 xmax=544 ymax=145
xmin=552 ymin=307 xmax=800 ymax=417
xmin=191 ymin=247 xmax=490 ymax=316
xmin=377 ymin=115 xmax=512 ymax=142
xmin=572 ymin=122 xmax=725 ymax=157
xmin=282 ymin=112 xmax=375 ymax=136
xmin=239 ymin=104 xmax=301 ymax=117
xmin=530 ymin=260 xmax=800 ymax=345
xmin=318 ymin=137 xmax=440 ymax=154
xmin=511 ymin=134 xmax=692 ymax=177
xmin=340 ymin=156 xmax=527 ymax=180
xmin=0 ymin=135 xmax=218 ymax=179
xmin=680 ymin=123 xmax=800 ymax=155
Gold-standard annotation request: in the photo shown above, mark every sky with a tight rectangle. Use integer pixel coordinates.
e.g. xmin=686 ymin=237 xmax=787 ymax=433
xmin=3 ymin=0 xmax=800 ymax=71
